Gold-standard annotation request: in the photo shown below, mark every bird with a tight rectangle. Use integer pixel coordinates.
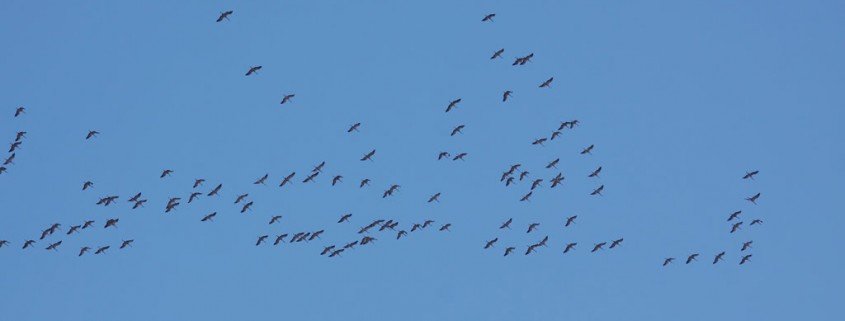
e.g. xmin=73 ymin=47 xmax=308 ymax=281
xmin=746 ymin=193 xmax=761 ymax=204
xmin=750 ymin=219 xmax=763 ymax=226
xmin=193 ymin=179 xmax=205 ymax=188
xmin=439 ymin=224 xmax=451 ymax=231
xmin=4 ymin=153 xmax=15 ymax=165
xmin=207 ymin=184 xmax=222 ymax=196
xmin=361 ymin=149 xmax=376 ymax=161
xmin=15 ymin=131 xmax=26 ymax=141
xmin=280 ymin=94 xmax=295 ymax=105
xmin=331 ymin=175 xmax=343 ymax=186
xmin=504 ymin=247 xmax=515 ymax=256
xmin=235 ymin=193 xmax=249 ymax=204
xmin=728 ymin=210 xmax=742 ymax=221
xmin=338 ymin=213 xmax=352 ymax=223
xmin=519 ymin=171 xmax=529 ymax=181
xmin=482 ymin=13 xmax=495 ymax=22
xmin=216 ymin=10 xmax=233 ymax=22
xmin=9 ymin=141 xmax=21 ymax=153
xmin=422 ymin=220 xmax=435 ymax=229
xmin=590 ymin=185 xmax=604 ymax=196
xmin=525 ymin=244 xmax=539 ymax=255
xmin=22 ymin=240 xmax=35 ymax=249
xmin=104 ymin=219 xmax=119 ymax=229
xmin=279 ymin=172 xmax=296 ymax=187
xmin=120 ymin=240 xmax=133 ymax=249
xmin=359 ymin=178 xmax=370 ymax=188
xmin=312 ymin=161 xmax=326 ymax=173
xmin=78 ymin=247 xmax=90 ymax=256
xmin=46 ymin=241 xmax=62 ymax=251
xmin=581 ymin=145 xmax=594 ymax=155
xmin=520 ymin=191 xmax=533 ymax=202
xmin=565 ymin=215 xmax=577 ymax=227
xmin=446 ymin=99 xmax=461 ymax=113
xmin=588 ymin=167 xmax=602 ymax=178
xmin=742 ymin=241 xmax=753 ymax=251
xmin=82 ymin=181 xmax=94 ymax=191
xmin=484 ymin=238 xmax=498 ymax=249
xmin=329 ymin=249 xmax=345 ymax=257
xmin=273 ymin=234 xmax=288 ymax=246
xmin=450 ymin=125 xmax=465 ymax=136
xmin=505 ymin=177 xmax=515 ymax=186
xmin=396 ymin=230 xmax=408 ymax=240
xmin=686 ymin=253 xmax=699 ymax=264
xmin=609 ymin=238 xmax=624 ymax=249
xmin=241 ymin=201 xmax=253 ymax=213
xmin=500 ymin=218 xmax=512 ymax=229
xmin=743 ymin=170 xmax=759 ymax=180
xmin=591 ymin=242 xmax=606 ymax=252
xmin=550 ymin=131 xmax=562 ymax=140
xmin=0 ymin=167 xmax=6 ymax=175
xmin=256 ymin=235 xmax=268 ymax=246
xmin=491 ymin=48 xmax=504 ymax=59
xmin=66 ymin=225 xmax=80 ymax=235
xmin=564 ymin=242 xmax=577 ymax=254
xmin=539 ymin=77 xmax=553 ymax=88
xmin=160 ymin=169 xmax=173 ymax=178
xmin=85 ymin=130 xmax=99 ymax=140
xmin=254 ymin=174 xmax=269 ymax=185
xmin=302 ymin=172 xmax=319 ymax=183
xmin=245 ymin=66 xmax=262 ymax=76
xmin=0 ymin=240 xmax=8 ymax=248
xmin=453 ymin=153 xmax=467 ymax=161
xmin=663 ymin=258 xmax=675 ymax=266
xmin=532 ymin=138 xmax=547 ymax=146
xmin=713 ymin=251 xmax=726 ymax=264
xmin=269 ymin=215 xmax=283 ymax=225
xmin=14 ymin=107 xmax=25 ymax=117
xmin=546 ymin=158 xmax=560 ymax=169
xmin=201 ymin=212 xmax=217 ymax=222
xmin=740 ymin=254 xmax=752 ymax=265
xmin=530 ymin=179 xmax=543 ymax=190
xmin=731 ymin=222 xmax=743 ymax=233
xmin=428 ymin=193 xmax=441 ymax=203
xmin=347 ymin=123 xmax=361 ymax=133
xmin=188 ymin=192 xmax=202 ymax=203
xmin=526 ymin=223 xmax=540 ymax=233
xmin=82 ymin=221 xmax=95 ymax=229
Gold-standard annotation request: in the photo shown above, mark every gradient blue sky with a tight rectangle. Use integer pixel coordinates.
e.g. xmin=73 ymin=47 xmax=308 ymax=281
xmin=1 ymin=1 xmax=843 ymax=320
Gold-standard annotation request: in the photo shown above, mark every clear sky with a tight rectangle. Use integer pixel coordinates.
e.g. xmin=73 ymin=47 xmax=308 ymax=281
xmin=1 ymin=1 xmax=843 ymax=320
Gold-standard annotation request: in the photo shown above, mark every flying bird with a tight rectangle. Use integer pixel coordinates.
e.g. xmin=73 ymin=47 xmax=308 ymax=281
xmin=188 ymin=192 xmax=202 ymax=203
xmin=520 ymin=191 xmax=533 ymax=202
xmin=86 ymin=130 xmax=99 ymax=140
xmin=201 ymin=212 xmax=217 ymax=222
xmin=22 ymin=240 xmax=35 ymax=249
xmin=359 ymin=178 xmax=370 ymax=188
xmin=338 ymin=213 xmax=352 ymax=223
xmin=361 ymin=149 xmax=376 ymax=161
xmin=491 ymin=48 xmax=504 ymax=59
xmin=216 ymin=10 xmax=233 ymax=22
xmin=9 ymin=141 xmax=21 ymax=152
xmin=82 ymin=181 xmax=94 ymax=191
xmin=302 ymin=172 xmax=319 ymax=183
xmin=728 ymin=211 xmax=742 ymax=221
xmin=348 ymin=123 xmax=361 ymax=133
xmin=279 ymin=172 xmax=296 ymax=187
xmin=120 ymin=240 xmax=133 ymax=249
xmin=530 ymin=179 xmax=543 ymax=190
xmin=245 ymin=66 xmax=262 ymax=76
xmin=332 ymin=175 xmax=343 ymax=186
xmin=565 ymin=215 xmax=577 ymax=227
xmin=193 ymin=179 xmax=205 ymax=188
xmin=312 ymin=161 xmax=326 ymax=173
xmin=4 ymin=153 xmax=15 ymax=165
xmin=15 ymin=131 xmax=26 ymax=141
xmin=254 ymin=173 xmax=269 ymax=185
xmin=439 ymin=224 xmax=451 ymax=231
xmin=504 ymin=247 xmax=515 ymax=256
xmin=269 ymin=215 xmax=283 ymax=225
xmin=482 ymin=13 xmax=495 ymax=22
xmin=731 ymin=222 xmax=743 ymax=233
xmin=713 ymin=251 xmax=726 ymax=264
xmin=519 ymin=171 xmax=529 ymax=181
xmin=527 ymin=223 xmax=539 ymax=233
xmin=450 ymin=125 xmax=465 ymax=136
xmin=104 ymin=218 xmax=119 ymax=229
xmin=740 ymin=254 xmax=752 ymax=265
xmin=241 ymin=201 xmax=254 ymax=213
xmin=446 ymin=99 xmax=461 ymax=113
xmin=746 ymin=193 xmax=761 ymax=204
xmin=581 ymin=144 xmax=594 ymax=155
xmin=742 ymin=241 xmax=753 ymax=251
xmin=235 ymin=193 xmax=249 ymax=204
xmin=550 ymin=131 xmax=562 ymax=140
xmin=686 ymin=253 xmax=699 ymax=264
xmin=532 ymin=138 xmax=547 ymax=146
xmin=663 ymin=258 xmax=675 ymax=266
xmin=743 ymin=170 xmax=759 ymax=180
xmin=500 ymin=218 xmax=512 ymax=229
xmin=453 ymin=153 xmax=467 ymax=161
xmin=256 ymin=235 xmax=268 ymax=246
xmin=546 ymin=158 xmax=559 ymax=169
xmin=207 ymin=184 xmax=222 ymax=196
xmin=280 ymin=94 xmax=295 ymax=104
xmin=609 ymin=238 xmax=624 ymax=249
xmin=588 ymin=167 xmax=602 ymax=178
xmin=502 ymin=90 xmax=512 ymax=102
xmin=428 ymin=193 xmax=441 ymax=203
xmin=564 ymin=242 xmax=577 ymax=254
xmin=590 ymin=185 xmax=604 ymax=196
xmin=539 ymin=77 xmax=554 ymax=88
xmin=78 ymin=247 xmax=90 ymax=256
xmin=14 ymin=107 xmax=25 ymax=117
xmin=484 ymin=238 xmax=498 ymax=249
xmin=437 ymin=152 xmax=450 ymax=160
xmin=591 ymin=242 xmax=606 ymax=252
xmin=160 ymin=169 xmax=173 ymax=178
xmin=750 ymin=219 xmax=763 ymax=226
xmin=46 ymin=241 xmax=62 ymax=251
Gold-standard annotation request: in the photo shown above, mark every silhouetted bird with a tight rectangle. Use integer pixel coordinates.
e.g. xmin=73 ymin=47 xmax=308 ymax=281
xmin=254 ymin=173 xmax=269 ymax=185
xmin=592 ymin=242 xmax=606 ymax=252
xmin=527 ymin=223 xmax=539 ymax=233
xmin=453 ymin=153 xmax=467 ymax=161
xmin=546 ymin=158 xmax=559 ymax=169
xmin=235 ymin=193 xmax=248 ymax=204
xmin=451 ymin=125 xmax=465 ymax=136
xmin=686 ymin=253 xmax=699 ymax=264
xmin=589 ymin=167 xmax=602 ymax=178
xmin=742 ymin=241 xmax=753 ymax=251
xmin=332 ymin=175 xmax=343 ymax=186
xmin=104 ymin=219 xmax=118 ymax=229
xmin=15 ymin=131 xmax=26 ymax=141
xmin=581 ymin=145 xmax=594 ymax=155
xmin=361 ymin=149 xmax=376 ymax=161
xmin=550 ymin=131 xmax=562 ymax=140
xmin=539 ymin=77 xmax=553 ymax=88
xmin=208 ymin=184 xmax=222 ymax=196
xmin=256 ymin=235 xmax=268 ymax=246
xmin=565 ymin=215 xmax=577 ymax=227
xmin=746 ymin=193 xmax=761 ymax=204
xmin=439 ymin=224 xmax=451 ymax=231
xmin=312 ymin=161 xmax=326 ymax=173
xmin=564 ymin=242 xmax=577 ymax=254
xmin=23 ymin=240 xmax=35 ymax=249
xmin=280 ymin=172 xmax=295 ymax=187
xmin=14 ymin=107 xmax=25 ymax=117
xmin=484 ymin=238 xmax=498 ymax=249
xmin=82 ymin=221 xmax=94 ymax=229
xmin=750 ymin=219 xmax=763 ymax=226
xmin=728 ymin=210 xmax=742 ymax=221
xmin=86 ymin=130 xmax=99 ymax=140
xmin=46 ymin=241 xmax=62 ymax=251
xmin=740 ymin=254 xmax=752 ymax=265
xmin=609 ymin=238 xmax=624 ymax=249
xmin=82 ymin=181 xmax=94 ymax=191
xmin=713 ymin=251 xmax=726 ymax=264
xmin=663 ymin=258 xmax=675 ymax=266
xmin=216 ymin=10 xmax=233 ymax=22
xmin=428 ymin=193 xmax=441 ymax=203
xmin=280 ymin=94 xmax=295 ymax=105
xmin=491 ymin=48 xmax=504 ymax=59
xmin=78 ymin=247 xmax=90 ymax=256
xmin=302 ymin=172 xmax=319 ymax=183
xmin=731 ymin=222 xmax=743 ymax=233
xmin=502 ymin=90 xmax=512 ymax=102
xmin=269 ymin=215 xmax=282 ymax=225
xmin=520 ymin=191 xmax=533 ymax=202
xmin=201 ymin=212 xmax=216 ymax=222
xmin=245 ymin=66 xmax=262 ymax=76
xmin=359 ymin=179 xmax=370 ymax=188
xmin=504 ymin=247 xmax=515 ymax=256
xmin=482 ymin=13 xmax=495 ymax=22
xmin=591 ymin=185 xmax=604 ymax=196
xmin=241 ymin=201 xmax=253 ymax=213
xmin=532 ymin=138 xmax=547 ymax=146
xmin=120 ymin=240 xmax=133 ymax=249
xmin=160 ymin=169 xmax=173 ymax=178
xmin=446 ymin=99 xmax=461 ymax=113
xmin=500 ymin=218 xmax=512 ymax=229
xmin=193 ymin=179 xmax=205 ymax=188
xmin=743 ymin=170 xmax=759 ymax=180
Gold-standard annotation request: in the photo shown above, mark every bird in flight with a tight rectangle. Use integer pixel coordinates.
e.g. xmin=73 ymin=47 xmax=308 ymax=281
xmin=3 ymin=153 xmax=14 ymax=165
xmin=730 ymin=221 xmax=743 ymax=233
xmin=208 ymin=183 xmax=222 ymax=196
xmin=539 ymin=77 xmax=553 ymax=88
xmin=332 ymin=175 xmax=343 ymax=186
xmin=188 ymin=192 xmax=202 ymax=203
xmin=504 ymin=247 xmax=515 ymax=256
xmin=546 ymin=158 xmax=559 ymax=169
xmin=609 ymin=238 xmax=624 ymax=249
xmin=160 ymin=169 xmax=173 ymax=178
xmin=491 ymin=48 xmax=504 ymax=59
xmin=742 ymin=241 xmax=753 ymax=251
xmin=686 ymin=253 xmax=699 ymax=264
xmin=663 ymin=258 xmax=675 ymax=266
xmin=82 ymin=181 xmax=94 ymax=191
xmin=269 ymin=215 xmax=283 ymax=225
xmin=302 ymin=172 xmax=319 ymax=183
xmin=279 ymin=172 xmax=295 ymax=187
xmin=216 ymin=10 xmax=233 ymax=22
xmin=590 ymin=185 xmax=604 ymax=196
xmin=78 ymin=247 xmax=90 ymax=256
xmin=565 ymin=215 xmax=577 ymax=227
xmin=15 ymin=131 xmax=26 ymax=141
xmin=105 ymin=218 xmax=119 ymax=229
xmin=23 ymin=240 xmax=36 ymax=249
xmin=526 ymin=223 xmax=540 ymax=233
xmin=728 ymin=210 xmax=742 ymax=221
xmin=359 ymin=178 xmax=370 ymax=188
xmin=588 ymin=167 xmax=602 ymax=178
xmin=240 ymin=201 xmax=253 ymax=213
xmin=446 ymin=99 xmax=461 ymax=113
xmin=255 ymin=235 xmax=268 ymax=246
xmin=451 ymin=125 xmax=465 ymax=136
xmin=348 ymin=123 xmax=361 ymax=133
xmin=280 ymin=94 xmax=295 ymax=105
xmin=86 ymin=130 xmax=99 ymax=140
xmin=581 ymin=144 xmax=595 ymax=155
xmin=9 ymin=141 xmax=22 ymax=153
xmin=338 ymin=213 xmax=352 ymax=223
xmin=46 ymin=241 xmax=62 ymax=251
xmin=95 ymin=246 xmax=111 ymax=255
xmin=484 ymin=238 xmax=498 ymax=249
xmin=530 ymin=179 xmax=543 ymax=190
xmin=439 ymin=224 xmax=451 ymax=231
xmin=713 ymin=251 xmax=726 ymax=264
xmin=453 ymin=152 xmax=467 ymax=161
xmin=120 ymin=240 xmax=134 ymax=249
xmin=500 ymin=218 xmax=512 ymax=229
xmin=254 ymin=173 xmax=269 ymax=185
xmin=750 ymin=219 xmax=763 ymax=226
xmin=564 ymin=242 xmax=577 ymax=254
xmin=482 ymin=13 xmax=496 ymax=22
xmin=591 ymin=242 xmax=607 ymax=252
xmin=502 ymin=90 xmax=512 ymax=102
xmin=550 ymin=131 xmax=562 ymax=140
xmin=245 ymin=66 xmax=262 ymax=76
xmin=361 ymin=149 xmax=376 ymax=161
xmin=740 ymin=254 xmax=752 ymax=265
xmin=14 ymin=107 xmax=25 ymax=117
xmin=532 ymin=138 xmax=547 ymax=146
xmin=520 ymin=191 xmax=533 ymax=202
xmin=193 ymin=179 xmax=205 ymax=188
xmin=437 ymin=152 xmax=451 ymax=160
xmin=743 ymin=170 xmax=759 ymax=180
xmin=746 ymin=193 xmax=761 ymax=204
xmin=234 ymin=193 xmax=249 ymax=204
xmin=201 ymin=212 xmax=217 ymax=222
xmin=428 ymin=192 xmax=441 ymax=203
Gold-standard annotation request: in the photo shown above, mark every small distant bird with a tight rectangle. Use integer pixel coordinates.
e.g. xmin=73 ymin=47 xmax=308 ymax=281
xmin=609 ymin=238 xmax=624 ymax=249
xmin=332 ymin=175 xmax=343 ymax=186
xmin=241 ymin=201 xmax=253 ymax=213
xmin=23 ymin=240 xmax=35 ymax=249
xmin=188 ymin=192 xmax=202 ymax=203
xmin=66 ymin=225 xmax=80 ymax=235
xmin=120 ymin=240 xmax=133 ymax=249
xmin=750 ymin=219 xmax=763 ymax=226
xmin=482 ymin=13 xmax=495 ymax=22
xmin=527 ymin=223 xmax=539 ymax=233
xmin=245 ymin=66 xmax=262 ymax=76
xmin=663 ymin=258 xmax=675 ymax=266
xmin=256 ymin=235 xmax=268 ymax=246
xmin=504 ymin=247 xmax=515 ymax=256
xmin=82 ymin=221 xmax=95 ymax=229
xmin=160 ymin=169 xmax=173 ymax=178
xmin=396 ymin=230 xmax=408 ymax=240
xmin=104 ymin=218 xmax=119 ymax=229
xmin=591 ymin=242 xmax=606 ymax=252
xmin=491 ymin=48 xmax=504 ymax=59
xmin=728 ymin=211 xmax=742 ymax=221
xmin=519 ymin=171 xmax=529 ymax=181
xmin=201 ymin=212 xmax=217 ymax=222
xmin=539 ymin=77 xmax=553 ymax=88
xmin=532 ymin=138 xmax=547 ymax=146
xmin=338 ymin=213 xmax=352 ymax=223
xmin=453 ymin=153 xmax=467 ymax=161
xmin=361 ymin=149 xmax=376 ymax=161
xmin=505 ymin=177 xmax=515 ymax=186
xmin=254 ymin=173 xmax=269 ymax=185
xmin=312 ymin=161 xmax=326 ymax=173
xmin=581 ymin=145 xmax=594 ymax=155
xmin=742 ymin=241 xmax=753 ymax=251
xmin=530 ymin=179 xmax=543 ymax=190
xmin=82 ymin=181 xmax=94 ymax=191
xmin=439 ymin=223 xmax=451 ymax=231
xmin=428 ymin=193 xmax=441 ymax=203
xmin=446 ymin=98 xmax=461 ymax=113
xmin=128 ymin=192 xmax=143 ymax=203
xmin=4 ymin=153 xmax=15 ymax=165
xmin=743 ymin=170 xmax=759 ymax=180
xmin=274 ymin=235 xmax=288 ymax=245
xmin=731 ymin=222 xmax=743 ymax=233
xmin=46 ymin=241 xmax=62 ymax=251
xmin=451 ymin=125 xmax=465 ymax=136
xmin=9 ymin=141 xmax=21 ymax=152
xmin=280 ymin=94 xmax=295 ymax=104
xmin=525 ymin=244 xmax=539 ymax=255
xmin=590 ymin=185 xmax=604 ymax=196
xmin=502 ymin=90 xmax=512 ymax=102
xmin=235 ymin=193 xmax=249 ymax=204
xmin=484 ymin=238 xmax=498 ymax=249
xmin=302 ymin=172 xmax=319 ymax=183
xmin=280 ymin=172 xmax=295 ymax=187
xmin=500 ymin=218 xmax=512 ymax=229
xmin=746 ymin=193 xmax=761 ymax=204
xmin=0 ymin=240 xmax=8 ymax=248
xmin=589 ymin=167 xmax=602 ymax=178
xmin=359 ymin=178 xmax=370 ymax=188
xmin=520 ymin=191 xmax=533 ymax=202
xmin=86 ymin=130 xmax=99 ymax=140
xmin=564 ymin=242 xmax=577 ymax=254
xmin=713 ymin=251 xmax=726 ymax=264
xmin=686 ymin=253 xmax=699 ymax=264
xmin=78 ymin=247 xmax=90 ymax=256
xmin=208 ymin=184 xmax=222 ymax=196
xmin=269 ymin=215 xmax=283 ymax=225
xmin=193 ymin=179 xmax=205 ymax=188
xmin=14 ymin=107 xmax=25 ymax=117
xmin=329 ymin=249 xmax=345 ymax=257
xmin=565 ymin=215 xmax=577 ymax=227
xmin=550 ymin=131 xmax=562 ymax=140
xmin=546 ymin=158 xmax=559 ymax=169
xmin=15 ymin=131 xmax=26 ymax=141
xmin=216 ymin=10 xmax=233 ymax=22
xmin=438 ymin=152 xmax=451 ymax=160
xmin=348 ymin=123 xmax=361 ymax=133
xmin=740 ymin=254 xmax=752 ymax=265
xmin=321 ymin=245 xmax=336 ymax=255
xmin=0 ymin=166 xmax=6 ymax=175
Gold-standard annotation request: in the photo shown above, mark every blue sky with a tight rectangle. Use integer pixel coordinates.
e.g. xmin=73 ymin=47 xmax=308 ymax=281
xmin=1 ymin=1 xmax=843 ymax=320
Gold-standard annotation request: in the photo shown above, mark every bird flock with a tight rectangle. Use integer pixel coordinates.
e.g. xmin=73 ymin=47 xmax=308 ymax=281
xmin=0 ymin=10 xmax=765 ymax=268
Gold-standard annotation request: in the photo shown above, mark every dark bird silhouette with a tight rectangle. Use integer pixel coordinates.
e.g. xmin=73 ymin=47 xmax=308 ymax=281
xmin=530 ymin=179 xmax=543 ymax=190
xmin=0 ymin=166 xmax=6 ymax=175
xmin=133 ymin=199 xmax=147 ymax=209
xmin=312 ymin=161 xmax=326 ymax=173
xmin=520 ymin=191 xmax=533 ymax=202
xmin=332 ymin=175 xmax=343 ymax=186
xmin=504 ymin=247 xmax=515 ymax=256
xmin=539 ymin=77 xmax=554 ymax=88
xmin=3 ymin=153 xmax=15 ymax=165
xmin=740 ymin=254 xmax=752 ymax=265
xmin=66 ymin=225 xmax=80 ymax=235
xmin=742 ymin=241 xmax=753 ymax=251
xmin=338 ymin=213 xmax=352 ymax=223
xmin=439 ymin=223 xmax=451 ymax=231
xmin=525 ymin=244 xmax=539 ymax=255
xmin=86 ymin=130 xmax=99 ymax=140
xmin=590 ymin=185 xmax=604 ymax=196
xmin=273 ymin=234 xmax=288 ymax=245
xmin=9 ymin=141 xmax=21 ymax=153
xmin=505 ymin=177 xmax=515 ymax=186
xmin=15 ymin=131 xmax=26 ymax=141
xmin=502 ymin=90 xmax=512 ymax=102
xmin=484 ymin=238 xmax=498 ymax=249
xmin=527 ymin=223 xmax=540 ymax=233
xmin=216 ymin=10 xmax=233 ymax=22
xmin=245 ymin=66 xmax=262 ymax=76
xmin=269 ymin=215 xmax=283 ymax=225
xmin=565 ymin=215 xmax=577 ymax=227
xmin=428 ymin=193 xmax=441 ymax=203
xmin=422 ymin=220 xmax=435 ymax=229
xmin=589 ymin=167 xmax=602 ymax=178
xmin=437 ymin=152 xmax=451 ymax=160
xmin=500 ymin=218 xmax=512 ymax=229
xmin=302 ymin=172 xmax=319 ymax=183
xmin=750 ymin=219 xmax=763 ymax=226
xmin=743 ymin=170 xmax=759 ymax=180
xmin=731 ymin=222 xmax=743 ymax=233
xmin=446 ymin=99 xmax=461 ymax=113
xmin=550 ymin=173 xmax=564 ymax=188
xmin=0 ymin=240 xmax=9 ymax=248
xmin=254 ymin=173 xmax=269 ymax=185
xmin=532 ymin=138 xmax=547 ymax=146
xmin=581 ymin=144 xmax=594 ymax=155
xmin=361 ymin=149 xmax=376 ymax=161
xmin=564 ymin=242 xmax=577 ymax=254
xmin=46 ymin=241 xmax=62 ymax=251
xmin=128 ymin=192 xmax=142 ymax=203
xmin=14 ymin=107 xmax=25 ymax=117
xmin=453 ymin=153 xmax=467 ymax=161
xmin=329 ymin=249 xmax=345 ymax=257
xmin=321 ymin=245 xmax=335 ymax=255
xmin=201 ymin=212 xmax=217 ymax=222
xmin=550 ymin=131 xmax=562 ymax=140
xmin=713 ymin=251 xmax=726 ymax=264
xmin=359 ymin=178 xmax=370 ymax=188
xmin=280 ymin=94 xmax=295 ymax=105
xmin=120 ymin=240 xmax=133 ymax=249
xmin=546 ymin=158 xmax=559 ymax=169
xmin=728 ymin=210 xmax=742 ymax=221
xmin=610 ymin=238 xmax=624 ymax=249
xmin=348 ymin=123 xmax=361 ymax=133
xmin=241 ymin=201 xmax=253 ymax=213
xmin=160 ymin=169 xmax=173 ymax=178
xmin=450 ymin=125 xmax=465 ymax=136
xmin=519 ymin=171 xmax=529 ymax=181
xmin=78 ymin=247 xmax=90 ymax=256
xmin=82 ymin=181 xmax=94 ymax=191
xmin=82 ymin=220 xmax=95 ymax=229
xmin=273 ymin=172 xmax=293 ymax=188
xmin=538 ymin=236 xmax=549 ymax=247
xmin=482 ymin=13 xmax=495 ymax=22
xmin=491 ymin=48 xmax=504 ymax=59
xmin=746 ymin=193 xmax=761 ymax=204
xmin=96 ymin=195 xmax=119 ymax=206
xmin=396 ymin=230 xmax=408 ymax=240
xmin=686 ymin=253 xmax=699 ymax=264
xmin=23 ymin=240 xmax=35 ymax=249
xmin=104 ymin=219 xmax=119 ymax=229
xmin=256 ymin=235 xmax=268 ymax=246
xmin=663 ymin=258 xmax=675 ymax=266
xmin=591 ymin=242 xmax=606 ymax=252
xmin=208 ymin=184 xmax=222 ymax=196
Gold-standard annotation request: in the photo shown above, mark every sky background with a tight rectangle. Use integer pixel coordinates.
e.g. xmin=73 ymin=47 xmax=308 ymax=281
xmin=1 ymin=1 xmax=843 ymax=320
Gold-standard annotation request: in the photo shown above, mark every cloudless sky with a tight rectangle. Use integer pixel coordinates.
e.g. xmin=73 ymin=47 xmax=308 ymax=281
xmin=1 ymin=1 xmax=843 ymax=320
